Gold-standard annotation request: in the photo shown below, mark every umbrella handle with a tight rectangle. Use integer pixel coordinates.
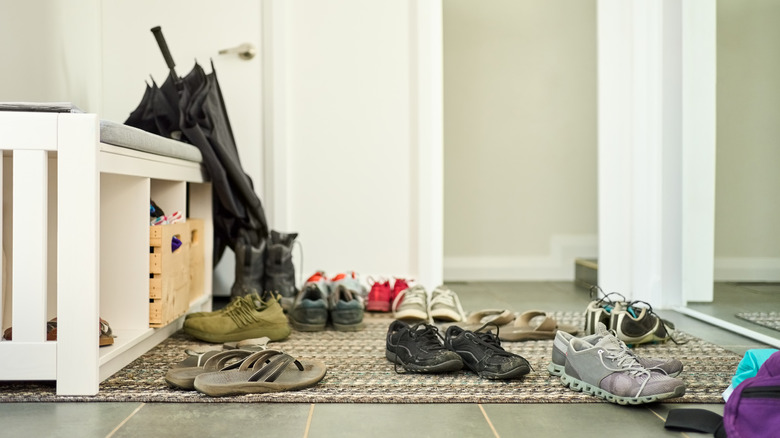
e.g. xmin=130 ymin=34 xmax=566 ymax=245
xmin=151 ymin=26 xmax=178 ymax=77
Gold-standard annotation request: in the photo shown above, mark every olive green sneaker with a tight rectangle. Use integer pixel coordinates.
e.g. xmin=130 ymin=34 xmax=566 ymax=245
xmin=185 ymin=294 xmax=248 ymax=320
xmin=183 ymin=293 xmax=291 ymax=343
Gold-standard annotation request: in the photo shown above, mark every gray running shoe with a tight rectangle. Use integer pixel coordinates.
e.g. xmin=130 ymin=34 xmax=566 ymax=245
xmin=289 ymin=271 xmax=330 ymax=331
xmin=560 ymin=326 xmax=686 ymax=405
xmin=548 ymin=323 xmax=683 ymax=377
xmin=392 ymin=285 xmax=429 ymax=322
xmin=328 ymin=272 xmax=365 ymax=331
xmin=428 ymin=285 xmax=466 ymax=323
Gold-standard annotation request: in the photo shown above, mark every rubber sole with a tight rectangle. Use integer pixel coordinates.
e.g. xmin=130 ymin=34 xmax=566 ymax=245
xmin=183 ymin=324 xmax=291 ymax=343
xmin=560 ymin=373 xmax=686 ymax=405
xmin=469 ymin=363 xmax=530 ymax=380
xmin=547 ymin=362 xmax=565 ymax=376
xmin=289 ymin=318 xmax=326 ymax=332
xmin=385 ymin=350 xmax=463 ymax=373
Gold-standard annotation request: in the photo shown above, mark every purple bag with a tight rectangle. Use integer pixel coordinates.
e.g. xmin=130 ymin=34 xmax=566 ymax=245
xmin=724 ymin=350 xmax=780 ymax=438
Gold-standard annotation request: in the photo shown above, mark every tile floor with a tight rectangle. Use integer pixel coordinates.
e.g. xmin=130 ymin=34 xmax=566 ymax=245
xmin=0 ymin=281 xmax=775 ymax=438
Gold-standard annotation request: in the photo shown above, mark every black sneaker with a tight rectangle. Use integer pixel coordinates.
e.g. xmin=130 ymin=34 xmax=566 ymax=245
xmin=610 ymin=300 xmax=679 ymax=345
xmin=444 ymin=325 xmax=531 ymax=380
xmin=385 ymin=320 xmax=463 ymax=373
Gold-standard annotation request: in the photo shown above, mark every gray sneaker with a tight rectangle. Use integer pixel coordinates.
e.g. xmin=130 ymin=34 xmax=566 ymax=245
xmin=289 ymin=271 xmax=330 ymax=331
xmin=392 ymin=285 xmax=429 ymax=322
xmin=428 ymin=285 xmax=466 ymax=323
xmin=560 ymin=326 xmax=686 ymax=405
xmin=328 ymin=272 xmax=365 ymax=331
xmin=548 ymin=323 xmax=684 ymax=377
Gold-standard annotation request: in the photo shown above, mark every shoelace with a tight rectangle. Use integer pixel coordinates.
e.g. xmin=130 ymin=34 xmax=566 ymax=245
xmin=471 ymin=324 xmax=533 ymax=370
xmin=596 ymin=336 xmax=653 ymax=398
xmin=589 ymin=286 xmax=627 ymax=312
xmin=225 ymin=298 xmax=262 ymax=328
xmin=391 ymin=323 xmax=446 ymax=374
xmin=392 ymin=287 xmax=426 ymax=313
xmin=591 ymin=286 xmax=687 ymax=345
xmin=428 ymin=288 xmax=466 ymax=322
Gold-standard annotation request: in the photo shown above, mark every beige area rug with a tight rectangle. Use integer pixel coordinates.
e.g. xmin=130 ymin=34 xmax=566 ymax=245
xmin=735 ymin=312 xmax=780 ymax=332
xmin=0 ymin=312 xmax=739 ymax=403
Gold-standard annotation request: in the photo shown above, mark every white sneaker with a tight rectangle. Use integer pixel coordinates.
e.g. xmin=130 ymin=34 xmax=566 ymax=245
xmin=429 ymin=285 xmax=466 ymax=323
xmin=392 ymin=285 xmax=429 ymax=322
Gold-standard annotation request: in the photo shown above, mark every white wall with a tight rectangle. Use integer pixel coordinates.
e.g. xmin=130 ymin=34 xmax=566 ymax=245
xmin=0 ymin=0 xmax=101 ymax=111
xmin=442 ymin=0 xmax=598 ymax=281
xmin=714 ymin=0 xmax=780 ymax=281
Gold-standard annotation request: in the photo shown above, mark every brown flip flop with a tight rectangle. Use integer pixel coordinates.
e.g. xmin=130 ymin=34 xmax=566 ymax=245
xmin=458 ymin=309 xmax=516 ymax=332
xmin=165 ymin=349 xmax=256 ymax=390
xmin=193 ymin=349 xmax=327 ymax=397
xmin=498 ymin=310 xmax=579 ymax=341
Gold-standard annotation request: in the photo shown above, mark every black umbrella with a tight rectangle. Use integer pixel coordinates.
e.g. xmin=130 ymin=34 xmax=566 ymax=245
xmin=125 ymin=26 xmax=270 ymax=298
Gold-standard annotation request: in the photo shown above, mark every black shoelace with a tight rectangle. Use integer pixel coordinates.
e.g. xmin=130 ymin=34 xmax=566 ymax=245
xmin=392 ymin=323 xmax=447 ymax=374
xmin=472 ymin=323 xmax=533 ymax=370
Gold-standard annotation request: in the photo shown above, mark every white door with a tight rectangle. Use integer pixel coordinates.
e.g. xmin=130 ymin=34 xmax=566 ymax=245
xmin=101 ymin=1 xmax=264 ymax=296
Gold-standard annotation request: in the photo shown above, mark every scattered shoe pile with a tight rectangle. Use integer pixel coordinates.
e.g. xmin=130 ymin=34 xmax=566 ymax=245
xmin=183 ymin=292 xmax=291 ymax=343
xmin=385 ymin=320 xmax=531 ymax=380
xmin=548 ymin=322 xmax=686 ymax=405
xmin=392 ymin=285 xmax=467 ymax=323
xmin=289 ymin=271 xmax=366 ymax=332
xmin=584 ymin=286 xmax=679 ymax=345
xmin=165 ymin=347 xmax=326 ymax=397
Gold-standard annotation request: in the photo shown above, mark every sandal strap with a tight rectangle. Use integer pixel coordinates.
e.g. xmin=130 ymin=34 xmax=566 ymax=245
xmin=237 ymin=349 xmax=286 ymax=372
xmin=247 ymin=353 xmax=304 ymax=383
xmin=201 ymin=350 xmax=255 ymax=371
xmin=516 ymin=310 xmax=557 ymax=332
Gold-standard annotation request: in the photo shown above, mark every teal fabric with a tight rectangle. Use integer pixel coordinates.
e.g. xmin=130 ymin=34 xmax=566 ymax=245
xmin=733 ymin=348 xmax=779 ymax=388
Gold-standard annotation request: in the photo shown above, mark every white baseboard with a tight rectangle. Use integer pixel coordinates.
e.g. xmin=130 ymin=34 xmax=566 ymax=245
xmin=444 ymin=235 xmax=597 ymax=281
xmin=714 ymin=257 xmax=780 ymax=282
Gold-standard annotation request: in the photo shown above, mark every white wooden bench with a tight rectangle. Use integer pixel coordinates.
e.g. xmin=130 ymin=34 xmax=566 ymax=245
xmin=0 ymin=109 xmax=213 ymax=395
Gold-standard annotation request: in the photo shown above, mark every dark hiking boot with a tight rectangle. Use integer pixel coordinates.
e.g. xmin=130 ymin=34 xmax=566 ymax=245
xmin=263 ymin=230 xmax=299 ymax=311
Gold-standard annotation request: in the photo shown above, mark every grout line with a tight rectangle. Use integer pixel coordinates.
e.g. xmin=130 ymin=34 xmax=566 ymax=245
xmin=303 ymin=403 xmax=315 ymax=438
xmin=647 ymin=407 xmax=665 ymax=422
xmin=105 ymin=403 xmax=145 ymax=438
xmin=648 ymin=407 xmax=691 ymax=438
xmin=478 ymin=404 xmax=500 ymax=438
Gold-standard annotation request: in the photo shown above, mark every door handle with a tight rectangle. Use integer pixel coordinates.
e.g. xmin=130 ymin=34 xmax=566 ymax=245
xmin=218 ymin=43 xmax=257 ymax=60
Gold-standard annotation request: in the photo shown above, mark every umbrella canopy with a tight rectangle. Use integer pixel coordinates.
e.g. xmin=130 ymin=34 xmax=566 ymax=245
xmin=125 ymin=27 xmax=269 ymax=297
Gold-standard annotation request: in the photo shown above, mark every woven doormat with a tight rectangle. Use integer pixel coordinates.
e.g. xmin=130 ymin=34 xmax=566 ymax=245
xmin=735 ymin=312 xmax=780 ymax=332
xmin=0 ymin=312 xmax=739 ymax=403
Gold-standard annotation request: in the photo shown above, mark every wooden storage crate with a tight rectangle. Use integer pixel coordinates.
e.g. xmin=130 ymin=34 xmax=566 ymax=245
xmin=187 ymin=218 xmax=205 ymax=304
xmin=149 ymin=221 xmax=191 ymax=327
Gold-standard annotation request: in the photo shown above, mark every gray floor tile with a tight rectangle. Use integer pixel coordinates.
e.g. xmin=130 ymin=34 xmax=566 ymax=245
xmin=307 ymin=404 xmax=494 ymax=438
xmin=0 ymin=402 xmax=141 ymax=438
xmin=483 ymin=403 xmax=683 ymax=437
xmin=111 ymin=403 xmax=311 ymax=438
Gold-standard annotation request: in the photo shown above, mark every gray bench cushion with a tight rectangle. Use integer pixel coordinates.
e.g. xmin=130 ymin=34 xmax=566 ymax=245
xmin=100 ymin=120 xmax=202 ymax=163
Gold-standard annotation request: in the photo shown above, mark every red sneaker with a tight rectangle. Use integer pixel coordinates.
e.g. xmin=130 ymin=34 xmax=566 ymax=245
xmin=366 ymin=277 xmax=392 ymax=312
xmin=391 ymin=278 xmax=411 ymax=306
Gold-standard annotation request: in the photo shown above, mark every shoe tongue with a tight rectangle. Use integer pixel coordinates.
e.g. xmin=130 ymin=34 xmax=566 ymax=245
xmin=595 ymin=322 xmax=611 ymax=337
xmin=594 ymin=332 xmax=623 ymax=352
